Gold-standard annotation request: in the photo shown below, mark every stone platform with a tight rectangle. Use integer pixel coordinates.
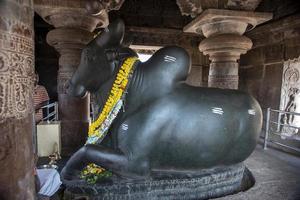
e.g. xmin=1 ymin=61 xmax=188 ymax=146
xmin=63 ymin=163 xmax=253 ymax=200
xmin=217 ymin=145 xmax=300 ymax=200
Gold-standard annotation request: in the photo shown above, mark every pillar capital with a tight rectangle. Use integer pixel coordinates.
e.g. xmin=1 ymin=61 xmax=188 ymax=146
xmin=183 ymin=9 xmax=272 ymax=89
xmin=34 ymin=0 xmax=112 ymax=31
xmin=199 ymin=34 xmax=253 ymax=63
xmin=34 ymin=0 xmax=110 ymax=94
xmin=184 ymin=9 xmax=272 ymax=37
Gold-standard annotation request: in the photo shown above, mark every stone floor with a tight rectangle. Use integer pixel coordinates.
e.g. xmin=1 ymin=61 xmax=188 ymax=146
xmin=217 ymin=145 xmax=300 ymax=200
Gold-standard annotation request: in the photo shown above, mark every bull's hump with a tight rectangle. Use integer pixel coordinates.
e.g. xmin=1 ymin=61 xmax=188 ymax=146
xmin=144 ymin=46 xmax=191 ymax=83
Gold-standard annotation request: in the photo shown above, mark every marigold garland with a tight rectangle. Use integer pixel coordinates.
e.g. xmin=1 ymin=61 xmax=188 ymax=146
xmin=81 ymin=57 xmax=139 ymax=183
xmin=86 ymin=56 xmax=139 ymax=144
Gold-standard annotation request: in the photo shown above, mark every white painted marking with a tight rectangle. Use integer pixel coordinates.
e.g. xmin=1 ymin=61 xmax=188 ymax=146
xmin=121 ymin=123 xmax=128 ymax=131
xmin=248 ymin=109 xmax=256 ymax=115
xmin=164 ymin=55 xmax=176 ymax=62
xmin=212 ymin=107 xmax=224 ymax=115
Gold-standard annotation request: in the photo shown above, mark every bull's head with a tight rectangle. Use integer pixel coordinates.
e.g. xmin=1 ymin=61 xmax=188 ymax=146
xmin=67 ymin=19 xmax=137 ymax=97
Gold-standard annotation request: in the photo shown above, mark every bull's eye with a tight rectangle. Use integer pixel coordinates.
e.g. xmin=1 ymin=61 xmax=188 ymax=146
xmin=105 ymin=49 xmax=118 ymax=61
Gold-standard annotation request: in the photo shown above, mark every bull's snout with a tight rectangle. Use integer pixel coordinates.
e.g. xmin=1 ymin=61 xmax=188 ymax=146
xmin=66 ymin=81 xmax=87 ymax=98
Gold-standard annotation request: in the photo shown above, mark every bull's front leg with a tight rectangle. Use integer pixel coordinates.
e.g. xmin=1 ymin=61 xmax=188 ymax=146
xmin=60 ymin=144 xmax=129 ymax=181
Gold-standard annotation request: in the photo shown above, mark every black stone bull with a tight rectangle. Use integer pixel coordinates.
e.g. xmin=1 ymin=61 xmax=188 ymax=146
xmin=61 ymin=19 xmax=262 ymax=180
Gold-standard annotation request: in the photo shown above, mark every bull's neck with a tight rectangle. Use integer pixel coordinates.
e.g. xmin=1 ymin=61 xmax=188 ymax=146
xmin=92 ymin=78 xmax=114 ymax=117
xmin=93 ymin=59 xmax=175 ymax=117
xmin=126 ymin=61 xmax=177 ymax=111
xmin=92 ymin=59 xmax=142 ymax=117
xmin=125 ymin=62 xmax=145 ymax=110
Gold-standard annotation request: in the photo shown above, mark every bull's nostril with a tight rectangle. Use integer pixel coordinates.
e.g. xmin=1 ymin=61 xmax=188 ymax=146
xmin=67 ymin=83 xmax=88 ymax=98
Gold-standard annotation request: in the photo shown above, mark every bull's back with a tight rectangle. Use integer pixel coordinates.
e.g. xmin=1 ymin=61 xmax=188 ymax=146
xmin=148 ymin=85 xmax=262 ymax=170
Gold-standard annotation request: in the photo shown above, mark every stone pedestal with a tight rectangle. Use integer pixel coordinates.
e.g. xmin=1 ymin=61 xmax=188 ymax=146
xmin=0 ymin=0 xmax=35 ymax=199
xmin=63 ymin=163 xmax=254 ymax=200
xmin=184 ymin=9 xmax=272 ymax=89
xmin=34 ymin=0 xmax=124 ymax=155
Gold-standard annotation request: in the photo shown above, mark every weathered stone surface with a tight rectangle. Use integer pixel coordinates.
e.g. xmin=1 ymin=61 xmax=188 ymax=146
xmin=0 ymin=0 xmax=35 ymax=199
xmin=0 ymin=117 xmax=35 ymax=200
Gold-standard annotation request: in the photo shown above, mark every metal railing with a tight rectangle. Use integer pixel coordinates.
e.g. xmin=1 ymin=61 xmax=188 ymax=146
xmin=35 ymin=102 xmax=58 ymax=123
xmin=264 ymin=108 xmax=300 ymax=153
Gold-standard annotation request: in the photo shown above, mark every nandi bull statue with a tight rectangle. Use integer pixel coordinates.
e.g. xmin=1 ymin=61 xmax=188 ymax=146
xmin=61 ymin=19 xmax=262 ymax=199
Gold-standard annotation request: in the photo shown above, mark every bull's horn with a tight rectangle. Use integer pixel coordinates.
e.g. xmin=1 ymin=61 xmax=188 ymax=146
xmin=93 ymin=19 xmax=125 ymax=48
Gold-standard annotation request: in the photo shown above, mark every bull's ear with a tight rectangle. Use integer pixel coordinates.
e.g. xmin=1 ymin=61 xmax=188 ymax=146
xmin=93 ymin=19 xmax=125 ymax=48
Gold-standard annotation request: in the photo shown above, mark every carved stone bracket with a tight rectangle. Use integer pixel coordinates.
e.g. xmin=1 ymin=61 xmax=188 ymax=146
xmin=176 ymin=0 xmax=263 ymax=18
xmin=85 ymin=0 xmax=125 ymax=16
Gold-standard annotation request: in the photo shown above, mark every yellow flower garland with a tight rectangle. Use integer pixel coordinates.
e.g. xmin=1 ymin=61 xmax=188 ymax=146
xmin=81 ymin=57 xmax=139 ymax=183
xmin=87 ymin=56 xmax=139 ymax=142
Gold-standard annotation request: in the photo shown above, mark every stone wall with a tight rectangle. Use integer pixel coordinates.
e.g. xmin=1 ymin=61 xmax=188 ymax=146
xmin=239 ymin=14 xmax=300 ymax=155
xmin=240 ymin=13 xmax=300 ymax=112
xmin=239 ymin=13 xmax=300 ymax=153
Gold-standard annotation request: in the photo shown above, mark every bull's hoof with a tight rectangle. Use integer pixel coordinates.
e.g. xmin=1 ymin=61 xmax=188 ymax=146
xmin=60 ymin=168 xmax=84 ymax=184
xmin=63 ymin=163 xmax=255 ymax=200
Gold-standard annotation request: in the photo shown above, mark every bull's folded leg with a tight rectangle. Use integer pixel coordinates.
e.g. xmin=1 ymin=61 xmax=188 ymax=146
xmin=61 ymin=144 xmax=128 ymax=181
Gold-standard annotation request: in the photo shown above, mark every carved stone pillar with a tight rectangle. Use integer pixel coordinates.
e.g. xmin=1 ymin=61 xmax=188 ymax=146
xmin=34 ymin=0 xmax=124 ymax=155
xmin=0 ymin=0 xmax=35 ymax=199
xmin=184 ymin=9 xmax=272 ymax=89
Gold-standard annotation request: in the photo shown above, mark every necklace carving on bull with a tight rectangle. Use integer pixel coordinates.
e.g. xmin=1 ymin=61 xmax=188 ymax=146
xmin=86 ymin=57 xmax=139 ymax=144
